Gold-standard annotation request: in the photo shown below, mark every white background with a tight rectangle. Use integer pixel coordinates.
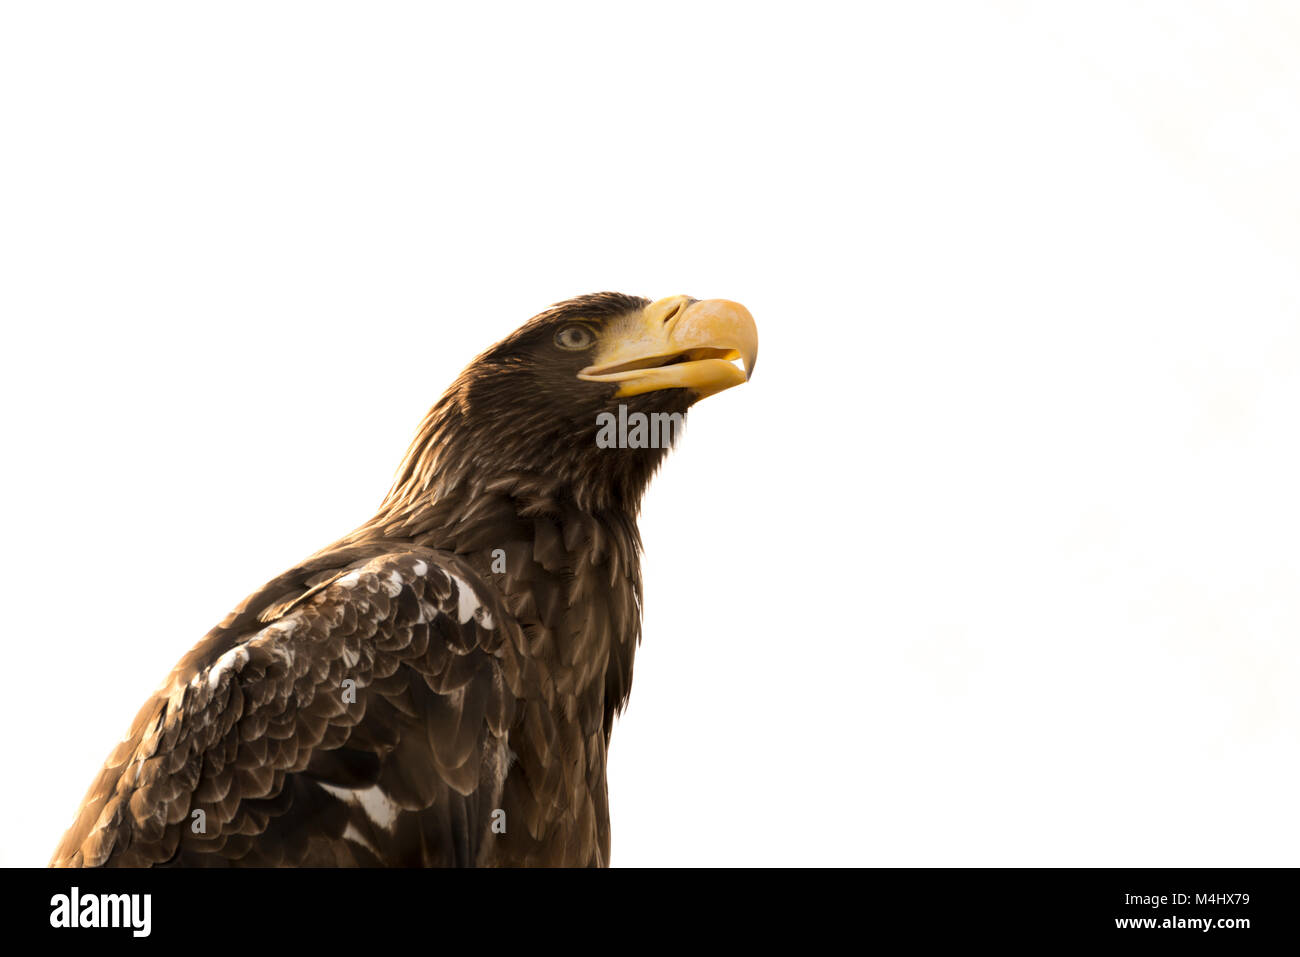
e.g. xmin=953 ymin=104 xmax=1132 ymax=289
xmin=2 ymin=2 xmax=1298 ymax=867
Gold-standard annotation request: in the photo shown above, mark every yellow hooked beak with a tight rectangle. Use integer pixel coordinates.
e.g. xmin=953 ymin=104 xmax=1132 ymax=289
xmin=577 ymin=296 xmax=758 ymax=399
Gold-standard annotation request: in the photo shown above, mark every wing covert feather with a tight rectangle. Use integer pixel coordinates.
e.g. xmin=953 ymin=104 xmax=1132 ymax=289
xmin=51 ymin=549 xmax=522 ymax=867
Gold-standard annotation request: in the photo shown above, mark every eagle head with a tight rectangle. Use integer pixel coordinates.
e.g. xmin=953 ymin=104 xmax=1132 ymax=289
xmin=402 ymin=292 xmax=758 ymax=511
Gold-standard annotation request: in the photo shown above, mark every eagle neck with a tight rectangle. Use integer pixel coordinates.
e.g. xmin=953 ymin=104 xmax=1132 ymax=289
xmin=359 ymin=465 xmax=645 ymax=730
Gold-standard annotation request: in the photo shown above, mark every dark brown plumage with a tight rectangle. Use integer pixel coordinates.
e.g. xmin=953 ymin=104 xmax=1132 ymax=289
xmin=51 ymin=291 xmax=756 ymax=867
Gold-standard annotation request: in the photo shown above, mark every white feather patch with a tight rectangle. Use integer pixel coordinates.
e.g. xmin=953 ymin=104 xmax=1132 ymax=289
xmin=206 ymin=646 xmax=249 ymax=690
xmin=449 ymin=573 xmax=490 ymax=627
xmin=317 ymin=782 xmax=401 ymax=830
xmin=342 ymin=823 xmax=381 ymax=856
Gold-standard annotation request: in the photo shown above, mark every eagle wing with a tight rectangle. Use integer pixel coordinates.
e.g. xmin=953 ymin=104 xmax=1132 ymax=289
xmin=51 ymin=548 xmax=522 ymax=867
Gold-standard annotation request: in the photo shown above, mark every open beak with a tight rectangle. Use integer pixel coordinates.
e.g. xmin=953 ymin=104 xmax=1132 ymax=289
xmin=578 ymin=296 xmax=758 ymax=399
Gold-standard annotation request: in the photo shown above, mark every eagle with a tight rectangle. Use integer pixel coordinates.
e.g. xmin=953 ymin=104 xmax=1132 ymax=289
xmin=51 ymin=292 xmax=757 ymax=867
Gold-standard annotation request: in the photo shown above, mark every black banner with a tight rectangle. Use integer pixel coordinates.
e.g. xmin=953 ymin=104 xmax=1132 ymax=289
xmin=4 ymin=867 xmax=1290 ymax=945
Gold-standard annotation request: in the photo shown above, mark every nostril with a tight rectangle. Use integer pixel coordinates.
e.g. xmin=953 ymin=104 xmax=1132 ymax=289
xmin=661 ymin=301 xmax=683 ymax=324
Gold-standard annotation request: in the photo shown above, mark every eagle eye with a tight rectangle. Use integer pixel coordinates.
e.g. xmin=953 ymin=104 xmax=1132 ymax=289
xmin=554 ymin=324 xmax=595 ymax=351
